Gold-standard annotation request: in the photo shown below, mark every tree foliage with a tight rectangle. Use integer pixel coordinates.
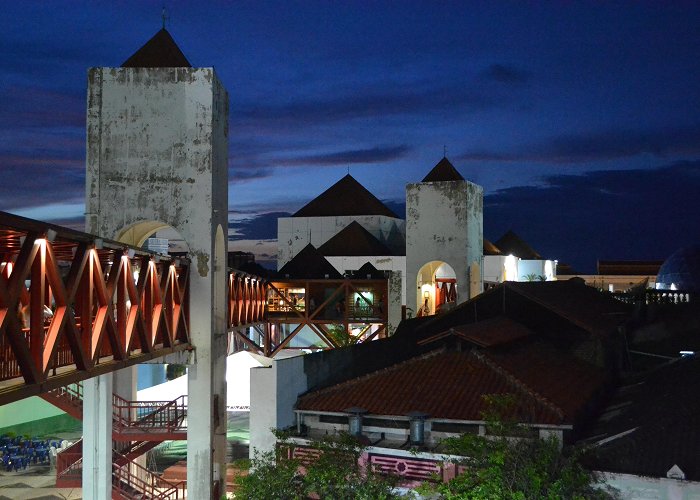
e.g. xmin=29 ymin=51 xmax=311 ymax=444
xmin=421 ymin=394 xmax=619 ymax=500
xmin=234 ymin=432 xmax=399 ymax=500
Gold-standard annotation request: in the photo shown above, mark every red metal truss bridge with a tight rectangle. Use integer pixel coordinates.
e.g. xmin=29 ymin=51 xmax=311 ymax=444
xmin=0 ymin=211 xmax=265 ymax=406
xmin=1 ymin=210 xmax=387 ymax=405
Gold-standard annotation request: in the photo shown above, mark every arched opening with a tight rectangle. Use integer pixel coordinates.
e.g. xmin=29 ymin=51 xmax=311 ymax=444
xmin=416 ymin=261 xmax=457 ymax=316
xmin=114 ymin=220 xmax=190 ymax=256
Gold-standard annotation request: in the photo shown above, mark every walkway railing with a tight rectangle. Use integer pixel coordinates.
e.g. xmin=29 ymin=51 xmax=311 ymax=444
xmin=0 ymin=210 xmax=192 ymax=405
xmin=613 ymin=288 xmax=695 ymax=305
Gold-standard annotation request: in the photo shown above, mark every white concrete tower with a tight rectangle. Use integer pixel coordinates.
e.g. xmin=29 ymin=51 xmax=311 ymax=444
xmin=406 ymin=157 xmax=483 ymax=315
xmin=84 ymin=29 xmax=229 ymax=499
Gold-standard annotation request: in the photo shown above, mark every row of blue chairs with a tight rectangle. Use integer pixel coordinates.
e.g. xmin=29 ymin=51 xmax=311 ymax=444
xmin=0 ymin=435 xmax=56 ymax=471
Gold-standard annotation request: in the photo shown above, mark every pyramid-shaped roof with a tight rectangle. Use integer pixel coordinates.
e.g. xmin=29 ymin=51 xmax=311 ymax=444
xmin=278 ymin=244 xmax=343 ymax=279
xmin=495 ymin=230 xmax=542 ymax=260
xmin=352 ymin=262 xmax=385 ymax=279
xmin=293 ymin=175 xmax=398 ymax=218
xmin=421 ymin=157 xmax=465 ymax=182
xmin=483 ymin=238 xmax=502 ymax=256
xmin=122 ymin=29 xmax=191 ymax=68
xmin=318 ymin=221 xmax=394 ymax=257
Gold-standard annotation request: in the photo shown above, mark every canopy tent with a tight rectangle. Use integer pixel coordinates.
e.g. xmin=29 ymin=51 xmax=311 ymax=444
xmin=137 ymin=351 xmax=271 ymax=411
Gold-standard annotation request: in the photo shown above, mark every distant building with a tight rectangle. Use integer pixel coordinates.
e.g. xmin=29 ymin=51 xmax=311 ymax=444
xmin=250 ymin=280 xmax=628 ymax=482
xmin=228 ymin=250 xmax=256 ymax=270
xmin=558 ymin=259 xmax=662 ymax=293
xmin=276 ymin=157 xmax=558 ymax=321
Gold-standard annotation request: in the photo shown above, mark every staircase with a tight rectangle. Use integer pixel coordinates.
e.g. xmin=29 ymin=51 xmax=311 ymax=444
xmin=42 ymin=384 xmax=187 ymax=498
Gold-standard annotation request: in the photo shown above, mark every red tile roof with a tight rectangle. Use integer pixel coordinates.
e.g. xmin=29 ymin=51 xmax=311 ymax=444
xmin=419 ymin=317 xmax=533 ymax=348
xmin=597 ymin=260 xmax=663 ymax=275
xmin=504 ymin=281 xmax=630 ymax=336
xmin=293 ymin=175 xmax=398 ymax=218
xmin=422 ymin=157 xmax=465 ymax=182
xmin=122 ymin=29 xmax=191 ymax=68
xmin=297 ymin=342 xmax=605 ymax=425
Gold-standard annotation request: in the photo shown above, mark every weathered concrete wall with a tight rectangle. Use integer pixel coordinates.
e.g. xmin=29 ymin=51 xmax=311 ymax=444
xmin=249 ymin=356 xmax=308 ymax=455
xmin=406 ymin=180 xmax=483 ymax=312
xmin=85 ymin=66 xmax=229 ymax=499
xmin=387 ymin=270 xmax=403 ymax=335
xmin=277 ymin=215 xmax=405 ymax=268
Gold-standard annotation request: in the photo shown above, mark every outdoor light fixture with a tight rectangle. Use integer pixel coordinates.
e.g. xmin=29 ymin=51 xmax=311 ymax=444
xmin=127 ymin=248 xmax=136 ymax=259
xmin=94 ymin=238 xmax=103 ymax=250
xmin=46 ymin=229 xmax=57 ymax=242
xmin=424 ymin=291 xmax=430 ymax=299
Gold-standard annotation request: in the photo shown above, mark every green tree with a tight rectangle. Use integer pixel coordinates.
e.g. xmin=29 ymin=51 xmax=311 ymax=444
xmin=421 ymin=395 xmax=619 ymax=500
xmin=235 ymin=432 xmax=399 ymax=500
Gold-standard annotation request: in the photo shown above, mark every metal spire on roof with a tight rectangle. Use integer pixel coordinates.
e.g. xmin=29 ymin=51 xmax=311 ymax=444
xmin=161 ymin=6 xmax=169 ymax=29
xmin=443 ymin=145 xmax=447 ymax=158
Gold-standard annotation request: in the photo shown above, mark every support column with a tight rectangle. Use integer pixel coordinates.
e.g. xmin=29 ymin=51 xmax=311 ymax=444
xmin=187 ymin=226 xmax=228 ymax=499
xmin=82 ymin=373 xmax=113 ymax=499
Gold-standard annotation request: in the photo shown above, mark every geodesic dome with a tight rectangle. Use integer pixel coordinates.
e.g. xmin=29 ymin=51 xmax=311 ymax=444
xmin=656 ymin=245 xmax=700 ymax=292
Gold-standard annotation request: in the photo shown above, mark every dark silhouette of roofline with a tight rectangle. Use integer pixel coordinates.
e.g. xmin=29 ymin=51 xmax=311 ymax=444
xmin=122 ymin=28 xmax=191 ymax=68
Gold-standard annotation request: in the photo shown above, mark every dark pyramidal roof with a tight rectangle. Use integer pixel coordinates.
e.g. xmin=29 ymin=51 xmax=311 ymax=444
xmin=278 ymin=244 xmax=342 ymax=279
xmin=483 ymin=238 xmax=502 ymax=256
xmin=122 ymin=29 xmax=191 ymax=68
xmin=495 ymin=230 xmax=542 ymax=260
xmin=422 ymin=157 xmax=465 ymax=182
xmin=318 ymin=221 xmax=394 ymax=257
xmin=293 ymin=175 xmax=398 ymax=218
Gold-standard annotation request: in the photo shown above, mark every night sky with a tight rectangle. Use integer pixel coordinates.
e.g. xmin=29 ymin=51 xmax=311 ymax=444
xmin=2 ymin=2 xmax=700 ymax=272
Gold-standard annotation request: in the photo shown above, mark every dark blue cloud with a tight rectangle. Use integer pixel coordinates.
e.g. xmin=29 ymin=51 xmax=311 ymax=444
xmin=482 ymin=64 xmax=530 ymax=84
xmin=234 ymin=82 xmax=500 ymax=127
xmin=485 ymin=161 xmax=700 ymax=272
xmin=460 ymin=125 xmax=700 ymax=163
xmin=230 ymin=212 xmax=291 ymax=240
xmin=277 ymin=145 xmax=410 ymax=166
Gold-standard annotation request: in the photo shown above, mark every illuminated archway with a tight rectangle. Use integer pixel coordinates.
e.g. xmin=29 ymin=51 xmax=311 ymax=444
xmin=415 ymin=261 xmax=457 ymax=316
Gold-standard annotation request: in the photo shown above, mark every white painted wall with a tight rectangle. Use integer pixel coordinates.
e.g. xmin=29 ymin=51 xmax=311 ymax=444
xmin=483 ymin=255 xmax=506 ymax=283
xmin=406 ymin=180 xmax=483 ymax=312
xmin=601 ymin=472 xmax=700 ymax=500
xmin=277 ymin=215 xmax=405 ymax=268
xmin=249 ymin=356 xmax=309 ymax=456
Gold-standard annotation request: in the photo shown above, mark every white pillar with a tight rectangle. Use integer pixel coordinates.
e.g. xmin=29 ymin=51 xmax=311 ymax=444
xmin=187 ymin=226 xmax=228 ymax=499
xmin=82 ymin=373 xmax=113 ymax=499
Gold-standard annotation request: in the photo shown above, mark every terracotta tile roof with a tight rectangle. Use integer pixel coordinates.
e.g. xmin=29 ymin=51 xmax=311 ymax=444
xmin=297 ymin=342 xmax=605 ymax=425
xmin=122 ymin=29 xmax=191 ymax=68
xmin=407 ymin=280 xmax=632 ymax=345
xmin=293 ymin=175 xmax=398 ymax=218
xmin=422 ymin=157 xmax=465 ymax=182
xmin=278 ymin=244 xmax=343 ymax=279
xmin=318 ymin=221 xmax=395 ymax=257
xmin=582 ymin=356 xmax=700 ymax=480
xmin=597 ymin=260 xmax=663 ymax=275
xmin=494 ymin=230 xmax=542 ymax=260
xmin=482 ymin=343 xmax=606 ymax=423
xmin=504 ymin=281 xmax=631 ymax=336
xmin=419 ymin=317 xmax=533 ymax=348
